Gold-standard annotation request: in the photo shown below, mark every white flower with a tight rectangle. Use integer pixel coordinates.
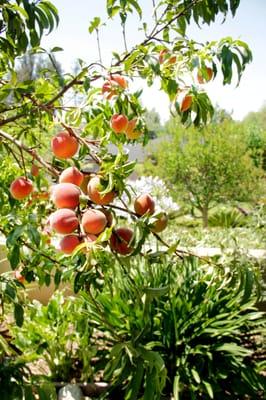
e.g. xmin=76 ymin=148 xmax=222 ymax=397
xmin=114 ymin=176 xmax=179 ymax=217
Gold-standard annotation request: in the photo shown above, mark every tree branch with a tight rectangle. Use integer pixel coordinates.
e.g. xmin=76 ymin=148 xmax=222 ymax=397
xmin=0 ymin=128 xmax=59 ymax=177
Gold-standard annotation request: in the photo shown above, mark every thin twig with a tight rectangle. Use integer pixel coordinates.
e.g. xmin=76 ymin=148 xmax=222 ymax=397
xmin=0 ymin=128 xmax=59 ymax=177
xmin=96 ymin=29 xmax=103 ymax=64
xmin=122 ymin=23 xmax=128 ymax=52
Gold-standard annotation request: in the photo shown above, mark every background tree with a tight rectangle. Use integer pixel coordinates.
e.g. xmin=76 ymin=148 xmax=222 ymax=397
xmin=240 ymin=105 xmax=266 ymax=170
xmin=144 ymin=108 xmax=163 ymax=138
xmin=143 ymin=119 xmax=263 ymax=227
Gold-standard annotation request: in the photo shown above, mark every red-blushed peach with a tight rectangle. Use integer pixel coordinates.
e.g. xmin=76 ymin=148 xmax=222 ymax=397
xmin=50 ymin=209 xmax=79 ymax=234
xmin=126 ymin=130 xmax=142 ymax=140
xmin=10 ymin=177 xmax=33 ymax=200
xmin=51 ymin=183 xmax=80 ymax=209
xmin=102 ymin=75 xmax=127 ymax=99
xmin=110 ymin=74 xmax=128 ymax=89
xmin=31 ymin=164 xmax=39 ymax=177
xmin=59 ymin=235 xmax=82 ymax=254
xmin=51 ymin=131 xmax=79 ymax=159
xmin=109 ymin=227 xmax=134 ymax=255
xmin=59 ymin=166 xmax=84 ymax=187
xmin=125 ymin=119 xmax=142 ymax=140
xmin=134 ymin=193 xmax=155 ymax=216
xmin=102 ymin=81 xmax=116 ymax=99
xmin=87 ymin=176 xmax=116 ymax=205
xmin=81 ymin=209 xmax=107 ymax=235
xmin=150 ymin=213 xmax=168 ymax=233
xmin=14 ymin=270 xmax=26 ymax=284
xmin=180 ymin=95 xmax=193 ymax=112
xmin=110 ymin=114 xmax=128 ymax=133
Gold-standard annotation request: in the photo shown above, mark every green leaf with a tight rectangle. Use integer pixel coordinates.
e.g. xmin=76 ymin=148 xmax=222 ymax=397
xmin=126 ymin=360 xmax=144 ymax=400
xmin=6 ymin=226 xmax=25 ymax=247
xmin=9 ymin=245 xmax=20 ymax=269
xmin=27 ymin=226 xmax=41 ymax=246
xmin=173 ymin=374 xmax=180 ymax=400
xmin=143 ymin=286 xmax=169 ymax=298
xmin=88 ymin=17 xmax=101 ymax=33
xmin=14 ymin=303 xmax=24 ymax=327
xmin=203 ymin=381 xmax=214 ymax=399
xmin=191 ymin=368 xmax=201 ymax=384
xmin=50 ymin=46 xmax=63 ymax=52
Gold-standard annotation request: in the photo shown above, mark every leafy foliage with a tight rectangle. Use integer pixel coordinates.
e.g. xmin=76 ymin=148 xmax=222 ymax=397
xmin=208 ymin=208 xmax=248 ymax=228
xmin=11 ymin=292 xmax=94 ymax=382
xmin=76 ymin=255 xmax=265 ymax=399
xmin=142 ymin=119 xmax=263 ymax=226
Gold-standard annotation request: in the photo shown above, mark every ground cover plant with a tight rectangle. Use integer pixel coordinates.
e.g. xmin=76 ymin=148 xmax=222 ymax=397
xmin=0 ymin=0 xmax=265 ymax=399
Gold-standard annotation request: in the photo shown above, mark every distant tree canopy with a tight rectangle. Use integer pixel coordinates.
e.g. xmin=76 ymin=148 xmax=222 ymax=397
xmin=16 ymin=53 xmax=62 ymax=82
xmin=144 ymin=108 xmax=163 ymax=138
xmin=241 ymin=104 xmax=266 ymax=170
xmin=142 ymin=119 xmax=263 ymax=227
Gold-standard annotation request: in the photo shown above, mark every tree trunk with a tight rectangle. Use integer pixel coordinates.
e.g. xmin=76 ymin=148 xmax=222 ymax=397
xmin=202 ymin=207 xmax=209 ymax=228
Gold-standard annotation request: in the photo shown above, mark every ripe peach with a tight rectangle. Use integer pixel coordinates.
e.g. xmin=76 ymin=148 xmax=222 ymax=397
xmin=180 ymin=94 xmax=193 ymax=112
xmin=150 ymin=213 xmax=168 ymax=233
xmin=102 ymin=81 xmax=116 ymax=99
xmin=87 ymin=176 xmax=116 ymax=205
xmin=125 ymin=119 xmax=142 ymax=140
xmin=111 ymin=114 xmax=128 ymax=134
xmin=81 ymin=209 xmax=107 ymax=235
xmin=51 ymin=183 xmax=80 ymax=209
xmin=59 ymin=235 xmax=82 ymax=254
xmin=125 ymin=118 xmax=137 ymax=134
xmin=59 ymin=166 xmax=84 ymax=187
xmin=51 ymin=131 xmax=79 ymax=159
xmin=14 ymin=270 xmax=26 ymax=284
xmin=197 ymin=67 xmax=213 ymax=84
xmin=134 ymin=194 xmax=155 ymax=216
xmin=126 ymin=129 xmax=142 ymax=140
xmin=50 ymin=209 xmax=79 ymax=234
xmin=110 ymin=74 xmax=128 ymax=89
xmin=10 ymin=177 xmax=33 ymax=200
xmin=102 ymin=75 xmax=127 ymax=99
xmin=31 ymin=164 xmax=39 ymax=177
xmin=110 ymin=227 xmax=134 ymax=255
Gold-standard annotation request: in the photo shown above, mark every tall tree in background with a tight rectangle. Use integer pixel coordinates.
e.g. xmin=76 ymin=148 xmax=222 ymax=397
xmin=143 ymin=120 xmax=262 ymax=226
xmin=241 ymin=105 xmax=266 ymax=170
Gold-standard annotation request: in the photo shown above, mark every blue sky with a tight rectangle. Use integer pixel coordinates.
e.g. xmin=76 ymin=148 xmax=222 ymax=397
xmin=42 ymin=0 xmax=266 ymax=121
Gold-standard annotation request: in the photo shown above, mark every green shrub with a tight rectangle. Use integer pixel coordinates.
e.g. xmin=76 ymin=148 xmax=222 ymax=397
xmin=11 ymin=292 xmax=94 ymax=382
xmin=81 ymin=255 xmax=266 ymax=399
xmin=208 ymin=208 xmax=248 ymax=228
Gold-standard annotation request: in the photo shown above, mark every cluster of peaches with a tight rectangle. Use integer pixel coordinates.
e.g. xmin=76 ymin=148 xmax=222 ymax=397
xmin=46 ymin=167 xmax=167 ymax=256
xmin=9 ymin=127 xmax=168 ymax=257
xmin=103 ymin=74 xmax=142 ymax=140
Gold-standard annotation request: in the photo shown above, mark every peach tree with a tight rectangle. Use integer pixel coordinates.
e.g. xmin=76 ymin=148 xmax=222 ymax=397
xmin=1 ymin=1 xmax=264 ymax=399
